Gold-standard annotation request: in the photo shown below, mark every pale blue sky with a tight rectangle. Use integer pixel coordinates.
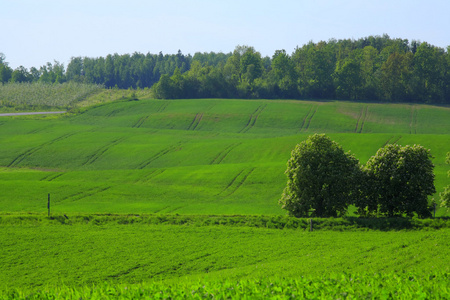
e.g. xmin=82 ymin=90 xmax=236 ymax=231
xmin=2 ymin=0 xmax=449 ymax=69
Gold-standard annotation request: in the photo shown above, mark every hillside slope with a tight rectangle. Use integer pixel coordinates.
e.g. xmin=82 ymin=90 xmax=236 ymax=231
xmin=0 ymin=99 xmax=449 ymax=215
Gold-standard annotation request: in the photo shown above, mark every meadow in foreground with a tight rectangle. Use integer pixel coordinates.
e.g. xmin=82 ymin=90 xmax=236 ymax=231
xmin=0 ymin=222 xmax=449 ymax=298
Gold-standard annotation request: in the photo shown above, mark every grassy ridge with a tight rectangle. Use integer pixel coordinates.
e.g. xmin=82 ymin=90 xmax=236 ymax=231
xmin=0 ymin=98 xmax=449 ymax=215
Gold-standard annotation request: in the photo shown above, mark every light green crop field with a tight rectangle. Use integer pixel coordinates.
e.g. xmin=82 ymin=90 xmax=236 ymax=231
xmin=0 ymin=98 xmax=449 ymax=216
xmin=0 ymin=223 xmax=449 ymax=298
xmin=1 ymin=97 xmax=450 ymax=298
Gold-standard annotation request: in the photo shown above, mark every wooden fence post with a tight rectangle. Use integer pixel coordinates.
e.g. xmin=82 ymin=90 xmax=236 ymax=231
xmin=47 ymin=193 xmax=50 ymax=217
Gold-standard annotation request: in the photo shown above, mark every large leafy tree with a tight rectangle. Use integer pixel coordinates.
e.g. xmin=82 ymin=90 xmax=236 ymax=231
xmin=362 ymin=144 xmax=435 ymax=218
xmin=279 ymin=134 xmax=360 ymax=217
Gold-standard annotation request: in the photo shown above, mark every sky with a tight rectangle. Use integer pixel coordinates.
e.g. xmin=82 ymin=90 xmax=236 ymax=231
xmin=2 ymin=0 xmax=449 ymax=70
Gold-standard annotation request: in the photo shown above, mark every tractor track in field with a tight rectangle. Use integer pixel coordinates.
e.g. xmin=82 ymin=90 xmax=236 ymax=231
xmin=40 ymin=173 xmax=64 ymax=182
xmin=382 ymin=135 xmax=403 ymax=147
xmin=27 ymin=125 xmax=52 ymax=135
xmin=166 ymin=206 xmax=184 ymax=213
xmin=239 ymin=104 xmax=267 ymax=133
xmin=135 ymin=169 xmax=166 ymax=183
xmin=83 ymin=137 xmax=126 ymax=166
xmin=355 ymin=105 xmax=368 ymax=133
xmin=299 ymin=106 xmax=313 ymax=131
xmin=410 ymin=106 xmax=417 ymax=134
xmin=106 ymin=107 xmax=126 ymax=117
xmin=59 ymin=186 xmax=111 ymax=203
xmin=382 ymin=136 xmax=394 ymax=147
xmin=132 ymin=115 xmax=150 ymax=128
xmin=391 ymin=136 xmax=402 ymax=144
xmin=137 ymin=143 xmax=183 ymax=169
xmin=153 ymin=206 xmax=170 ymax=213
xmin=218 ymin=168 xmax=256 ymax=196
xmin=187 ymin=113 xmax=204 ymax=130
xmin=219 ymin=170 xmax=245 ymax=194
xmin=7 ymin=146 xmax=42 ymax=167
xmin=300 ymin=105 xmax=318 ymax=131
xmin=7 ymin=133 xmax=76 ymax=167
xmin=186 ymin=103 xmax=217 ymax=131
xmin=157 ymin=102 xmax=169 ymax=113
xmin=210 ymin=143 xmax=242 ymax=165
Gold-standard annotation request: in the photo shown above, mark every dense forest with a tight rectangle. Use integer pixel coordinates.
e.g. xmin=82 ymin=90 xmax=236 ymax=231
xmin=1 ymin=35 xmax=449 ymax=103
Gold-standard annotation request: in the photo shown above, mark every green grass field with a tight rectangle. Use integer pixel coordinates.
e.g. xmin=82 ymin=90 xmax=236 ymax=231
xmin=1 ymin=222 xmax=449 ymax=298
xmin=1 ymin=96 xmax=450 ymax=298
xmin=0 ymin=98 xmax=449 ymax=216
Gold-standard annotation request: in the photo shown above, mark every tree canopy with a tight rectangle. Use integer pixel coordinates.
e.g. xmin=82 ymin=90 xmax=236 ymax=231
xmin=360 ymin=144 xmax=435 ymax=218
xmin=279 ymin=134 xmax=360 ymax=218
xmin=280 ymin=135 xmax=437 ymax=218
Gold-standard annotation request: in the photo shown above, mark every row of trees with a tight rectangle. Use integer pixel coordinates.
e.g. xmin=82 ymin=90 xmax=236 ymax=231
xmin=153 ymin=38 xmax=450 ymax=103
xmin=0 ymin=51 xmax=224 ymax=88
xmin=1 ymin=54 xmax=66 ymax=85
xmin=279 ymin=134 xmax=438 ymax=218
xmin=2 ymin=35 xmax=450 ymax=103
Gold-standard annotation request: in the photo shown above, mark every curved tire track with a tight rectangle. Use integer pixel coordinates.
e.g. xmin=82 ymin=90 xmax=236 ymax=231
xmin=210 ymin=143 xmax=241 ymax=165
xmin=137 ymin=143 xmax=182 ymax=169
xmin=8 ymin=133 xmax=76 ymax=167
xmin=218 ymin=168 xmax=256 ymax=196
xmin=83 ymin=137 xmax=126 ymax=166
xmin=240 ymin=104 xmax=267 ymax=133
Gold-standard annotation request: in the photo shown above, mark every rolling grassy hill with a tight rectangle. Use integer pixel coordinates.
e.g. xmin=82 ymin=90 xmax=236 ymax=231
xmin=0 ymin=98 xmax=449 ymax=216
xmin=1 ymin=97 xmax=450 ymax=298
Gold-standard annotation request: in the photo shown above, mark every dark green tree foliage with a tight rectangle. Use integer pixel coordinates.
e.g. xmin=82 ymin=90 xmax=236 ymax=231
xmin=440 ymin=152 xmax=450 ymax=209
xmin=0 ymin=53 xmax=12 ymax=83
xmin=361 ymin=144 xmax=435 ymax=218
xmin=3 ymin=35 xmax=450 ymax=103
xmin=38 ymin=61 xmax=66 ymax=83
xmin=10 ymin=66 xmax=32 ymax=83
xmin=279 ymin=134 xmax=360 ymax=218
xmin=66 ymin=51 xmax=193 ymax=89
xmin=334 ymin=58 xmax=362 ymax=100
xmin=150 ymin=36 xmax=449 ymax=103
xmin=379 ymin=52 xmax=412 ymax=102
xmin=269 ymin=50 xmax=298 ymax=98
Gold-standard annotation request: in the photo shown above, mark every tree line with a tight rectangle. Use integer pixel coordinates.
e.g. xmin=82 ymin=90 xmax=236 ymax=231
xmin=1 ymin=34 xmax=449 ymax=103
xmin=0 ymin=50 xmax=230 ymax=89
